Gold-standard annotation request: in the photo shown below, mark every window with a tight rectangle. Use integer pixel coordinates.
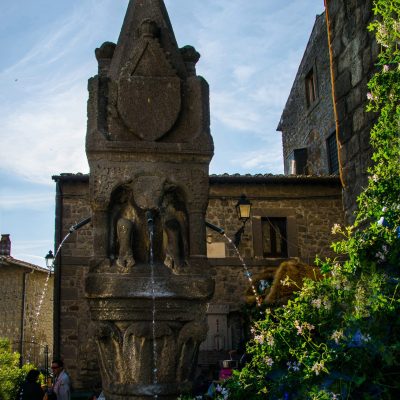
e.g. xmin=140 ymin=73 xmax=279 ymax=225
xmin=305 ymin=68 xmax=317 ymax=107
xmin=288 ymin=148 xmax=308 ymax=175
xmin=327 ymin=132 xmax=339 ymax=174
xmin=261 ymin=217 xmax=288 ymax=257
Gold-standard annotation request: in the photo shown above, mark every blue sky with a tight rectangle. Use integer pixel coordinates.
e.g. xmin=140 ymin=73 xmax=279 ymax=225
xmin=0 ymin=0 xmax=325 ymax=267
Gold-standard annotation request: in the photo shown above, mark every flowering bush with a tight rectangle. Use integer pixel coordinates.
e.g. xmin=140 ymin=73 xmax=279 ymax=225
xmin=180 ymin=1 xmax=399 ymax=398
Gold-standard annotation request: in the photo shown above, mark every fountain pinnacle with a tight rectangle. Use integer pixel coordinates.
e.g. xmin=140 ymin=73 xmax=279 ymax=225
xmin=85 ymin=1 xmax=214 ymax=398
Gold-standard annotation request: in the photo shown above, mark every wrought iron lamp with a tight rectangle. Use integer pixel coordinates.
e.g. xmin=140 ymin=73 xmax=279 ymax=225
xmin=45 ymin=250 xmax=55 ymax=270
xmin=234 ymin=194 xmax=252 ymax=247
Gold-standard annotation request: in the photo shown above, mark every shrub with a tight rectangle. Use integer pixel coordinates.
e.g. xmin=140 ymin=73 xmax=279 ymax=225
xmin=0 ymin=339 xmax=35 ymax=400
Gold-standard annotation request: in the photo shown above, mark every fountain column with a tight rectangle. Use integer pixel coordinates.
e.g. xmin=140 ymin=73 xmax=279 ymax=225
xmin=85 ymin=1 xmax=214 ymax=399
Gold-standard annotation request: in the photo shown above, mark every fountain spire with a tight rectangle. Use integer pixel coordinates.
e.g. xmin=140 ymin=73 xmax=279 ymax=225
xmin=109 ymin=0 xmax=186 ymax=80
xmin=85 ymin=0 xmax=214 ymax=398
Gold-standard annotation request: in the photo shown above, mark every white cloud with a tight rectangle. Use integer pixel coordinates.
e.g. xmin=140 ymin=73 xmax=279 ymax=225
xmin=0 ymin=193 xmax=54 ymax=210
xmin=1 ymin=84 xmax=88 ymax=185
xmin=233 ymin=65 xmax=257 ymax=83
xmin=231 ymin=148 xmax=284 ymax=174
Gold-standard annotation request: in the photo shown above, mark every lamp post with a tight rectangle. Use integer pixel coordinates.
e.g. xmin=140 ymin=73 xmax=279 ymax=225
xmin=45 ymin=250 xmax=55 ymax=270
xmin=234 ymin=194 xmax=252 ymax=247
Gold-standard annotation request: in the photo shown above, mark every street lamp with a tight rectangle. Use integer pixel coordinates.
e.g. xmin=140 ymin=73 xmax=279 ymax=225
xmin=234 ymin=195 xmax=252 ymax=247
xmin=45 ymin=250 xmax=55 ymax=270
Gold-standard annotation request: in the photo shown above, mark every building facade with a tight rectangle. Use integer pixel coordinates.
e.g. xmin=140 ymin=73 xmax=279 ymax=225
xmin=0 ymin=234 xmax=54 ymax=368
xmin=278 ymin=0 xmax=378 ymax=221
xmin=277 ymin=12 xmax=337 ymax=177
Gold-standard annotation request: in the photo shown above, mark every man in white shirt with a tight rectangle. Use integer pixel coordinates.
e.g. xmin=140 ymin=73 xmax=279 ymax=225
xmin=51 ymin=360 xmax=71 ymax=400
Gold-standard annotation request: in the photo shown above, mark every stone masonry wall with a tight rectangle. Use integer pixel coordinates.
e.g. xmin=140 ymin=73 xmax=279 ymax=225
xmin=206 ymin=179 xmax=344 ymax=311
xmin=54 ymin=178 xmax=98 ymax=391
xmin=0 ymin=263 xmax=53 ymax=367
xmin=327 ymin=0 xmax=378 ymax=221
xmin=279 ymin=12 xmax=336 ymax=176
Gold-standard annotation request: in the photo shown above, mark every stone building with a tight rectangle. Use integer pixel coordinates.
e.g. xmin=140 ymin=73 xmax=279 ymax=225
xmin=277 ymin=12 xmax=337 ymax=176
xmin=0 ymin=234 xmax=53 ymax=367
xmin=278 ymin=0 xmax=378 ymax=221
xmin=52 ymin=173 xmax=343 ymax=391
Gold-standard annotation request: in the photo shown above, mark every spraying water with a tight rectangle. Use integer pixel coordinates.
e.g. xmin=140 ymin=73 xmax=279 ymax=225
xmin=206 ymin=221 xmax=262 ymax=307
xmin=27 ymin=217 xmax=91 ymax=364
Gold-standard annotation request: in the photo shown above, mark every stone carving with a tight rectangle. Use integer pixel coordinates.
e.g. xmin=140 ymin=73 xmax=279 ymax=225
xmin=109 ymin=186 xmax=137 ymax=272
xmin=91 ymin=316 xmax=208 ymax=398
xmin=113 ymin=18 xmax=182 ymax=141
xmin=116 ymin=218 xmax=135 ymax=271
xmin=160 ymin=186 xmax=188 ymax=273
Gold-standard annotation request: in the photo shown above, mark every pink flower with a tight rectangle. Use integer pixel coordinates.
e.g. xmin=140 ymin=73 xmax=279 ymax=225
xmin=383 ymin=65 xmax=390 ymax=72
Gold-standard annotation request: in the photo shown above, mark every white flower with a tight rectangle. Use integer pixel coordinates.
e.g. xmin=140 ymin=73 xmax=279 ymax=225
xmin=311 ymin=298 xmax=322 ymax=309
xmin=266 ymin=334 xmax=275 ymax=347
xmin=254 ymin=334 xmax=264 ymax=344
xmin=331 ymin=330 xmax=344 ymax=344
xmin=311 ymin=361 xmax=325 ymax=375
xmin=331 ymin=223 xmax=341 ymax=234
xmin=361 ymin=333 xmax=372 ymax=343
xmin=383 ymin=65 xmax=390 ymax=72
xmin=265 ymin=356 xmax=274 ymax=367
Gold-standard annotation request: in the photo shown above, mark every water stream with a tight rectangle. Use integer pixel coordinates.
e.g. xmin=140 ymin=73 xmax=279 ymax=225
xmin=146 ymin=211 xmax=158 ymax=399
xmin=27 ymin=217 xmax=92 ymax=364
xmin=223 ymin=234 xmax=263 ymax=307
xmin=206 ymin=221 xmax=262 ymax=307
xmin=27 ymin=232 xmax=72 ymax=364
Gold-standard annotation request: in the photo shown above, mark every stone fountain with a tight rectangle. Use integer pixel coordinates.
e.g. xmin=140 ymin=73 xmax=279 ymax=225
xmin=85 ymin=1 xmax=214 ymax=398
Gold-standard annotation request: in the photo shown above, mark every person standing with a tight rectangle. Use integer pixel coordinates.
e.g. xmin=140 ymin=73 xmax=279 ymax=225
xmin=51 ymin=359 xmax=71 ymax=400
xmin=18 ymin=369 xmax=44 ymax=400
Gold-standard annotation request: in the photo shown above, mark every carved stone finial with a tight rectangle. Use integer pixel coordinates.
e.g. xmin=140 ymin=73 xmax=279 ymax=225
xmin=95 ymin=41 xmax=116 ymax=61
xmin=95 ymin=42 xmax=116 ymax=75
xmin=180 ymin=45 xmax=200 ymax=76
xmin=139 ymin=18 xmax=159 ymax=39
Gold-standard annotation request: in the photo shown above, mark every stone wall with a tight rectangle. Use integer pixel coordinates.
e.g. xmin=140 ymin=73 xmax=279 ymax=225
xmin=326 ymin=0 xmax=378 ymax=221
xmin=0 ymin=261 xmax=53 ymax=367
xmin=207 ymin=176 xmax=344 ymax=310
xmin=53 ymin=176 xmax=98 ymax=391
xmin=277 ymin=12 xmax=336 ymax=176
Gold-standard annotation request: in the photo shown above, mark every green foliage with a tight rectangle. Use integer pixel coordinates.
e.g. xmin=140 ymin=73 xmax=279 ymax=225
xmin=0 ymin=339 xmax=35 ymax=400
xmin=203 ymin=1 xmax=400 ymax=399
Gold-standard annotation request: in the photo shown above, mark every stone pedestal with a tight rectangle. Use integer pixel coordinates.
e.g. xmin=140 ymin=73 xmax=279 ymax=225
xmin=86 ymin=264 xmax=213 ymax=399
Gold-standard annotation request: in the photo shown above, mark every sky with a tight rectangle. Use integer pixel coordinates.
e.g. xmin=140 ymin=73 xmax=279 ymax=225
xmin=0 ymin=0 xmax=325 ymax=267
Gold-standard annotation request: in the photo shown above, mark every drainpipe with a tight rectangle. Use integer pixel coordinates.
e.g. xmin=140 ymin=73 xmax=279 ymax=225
xmin=324 ymin=0 xmax=345 ymax=188
xmin=20 ymin=269 xmax=34 ymax=366
xmin=53 ymin=180 xmax=63 ymax=360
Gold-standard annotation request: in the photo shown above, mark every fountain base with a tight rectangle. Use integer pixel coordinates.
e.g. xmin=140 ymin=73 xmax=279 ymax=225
xmin=86 ymin=264 xmax=214 ymax=400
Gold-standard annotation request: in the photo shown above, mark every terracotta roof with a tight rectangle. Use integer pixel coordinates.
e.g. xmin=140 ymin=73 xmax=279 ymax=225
xmin=209 ymin=173 xmax=341 ymax=185
xmin=0 ymin=255 xmax=50 ymax=273
xmin=52 ymin=172 xmax=340 ymax=185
